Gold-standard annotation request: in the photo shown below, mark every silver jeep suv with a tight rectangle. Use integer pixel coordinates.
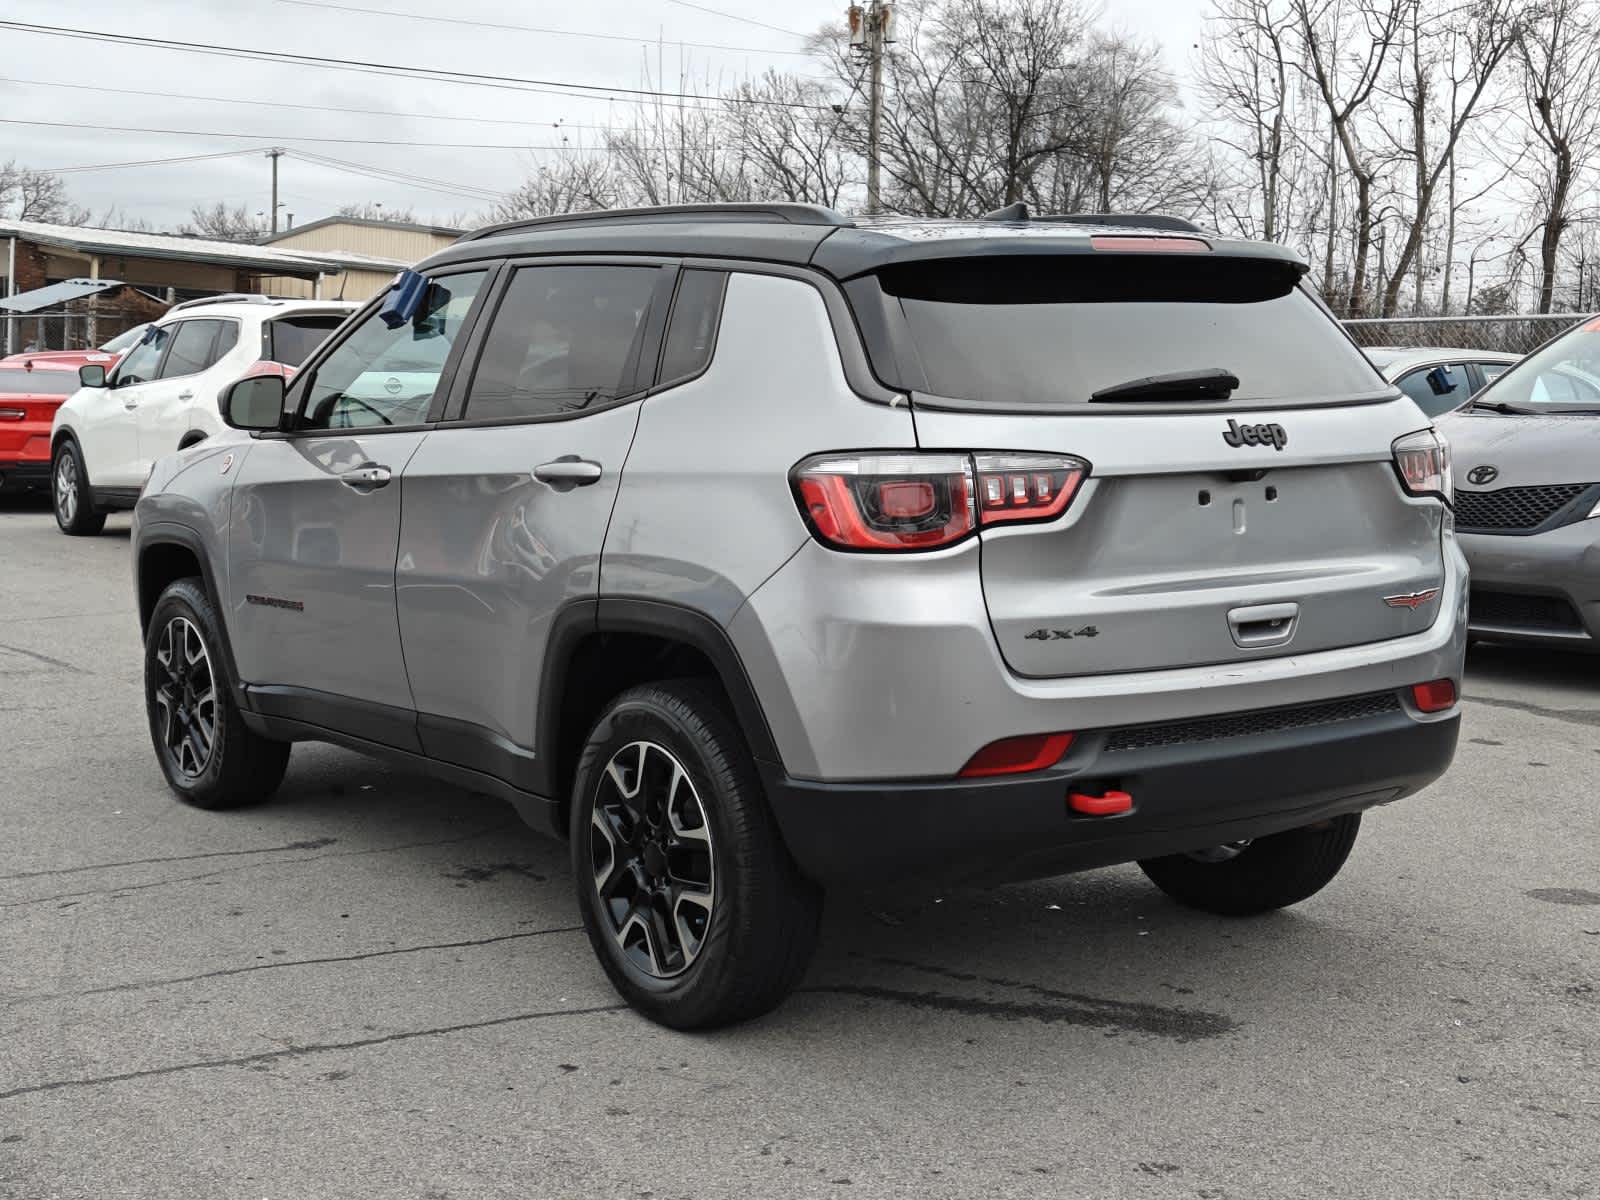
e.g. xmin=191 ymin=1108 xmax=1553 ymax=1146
xmin=131 ymin=203 xmax=1465 ymax=1028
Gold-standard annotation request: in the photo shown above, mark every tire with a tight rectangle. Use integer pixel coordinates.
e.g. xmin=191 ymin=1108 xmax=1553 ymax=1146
xmin=143 ymin=577 xmax=290 ymax=810
xmin=51 ymin=439 xmax=106 ymax=536
xmin=1138 ymin=814 xmax=1361 ymax=916
xmin=569 ymin=679 xmax=822 ymax=1030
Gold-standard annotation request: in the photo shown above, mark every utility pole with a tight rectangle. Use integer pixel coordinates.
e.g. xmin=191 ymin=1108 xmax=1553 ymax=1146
xmin=849 ymin=3 xmax=894 ymax=215
xmin=266 ymin=148 xmax=284 ymax=234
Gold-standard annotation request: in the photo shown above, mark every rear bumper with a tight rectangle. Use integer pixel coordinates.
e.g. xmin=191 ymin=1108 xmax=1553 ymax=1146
xmin=0 ymin=459 xmax=50 ymax=491
xmin=1460 ymin=524 xmax=1600 ymax=647
xmin=764 ymin=696 xmax=1458 ymax=886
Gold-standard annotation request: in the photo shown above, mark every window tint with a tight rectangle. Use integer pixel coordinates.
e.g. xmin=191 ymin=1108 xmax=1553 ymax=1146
xmin=659 ymin=269 xmax=726 ymax=384
xmin=465 ymin=265 xmax=661 ymax=421
xmin=114 ymin=325 xmax=171 ymax=386
xmin=852 ymin=256 xmax=1383 ymax=409
xmin=302 ymin=271 xmax=486 ymax=430
xmin=159 ymin=320 xmax=221 ymax=379
xmin=1396 ymin=363 xmax=1468 ymax=417
xmin=0 ymin=368 xmax=78 ymax=396
xmin=213 ymin=321 xmax=239 ymax=360
xmin=266 ymin=315 xmax=345 ymax=367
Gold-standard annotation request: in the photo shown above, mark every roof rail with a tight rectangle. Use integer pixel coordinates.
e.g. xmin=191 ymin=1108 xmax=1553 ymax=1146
xmin=459 ymin=202 xmax=853 ymax=242
xmin=168 ymin=293 xmax=279 ymax=312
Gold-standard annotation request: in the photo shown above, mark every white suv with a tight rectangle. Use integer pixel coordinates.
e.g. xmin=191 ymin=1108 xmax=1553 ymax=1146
xmin=50 ymin=296 xmax=357 ymax=534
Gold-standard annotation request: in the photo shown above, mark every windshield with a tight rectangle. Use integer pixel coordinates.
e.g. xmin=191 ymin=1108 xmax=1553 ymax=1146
xmin=851 ymin=255 xmax=1385 ymax=410
xmin=0 ymin=368 xmax=79 ymax=396
xmin=99 ymin=324 xmax=149 ymax=353
xmin=1475 ymin=318 xmax=1600 ymax=412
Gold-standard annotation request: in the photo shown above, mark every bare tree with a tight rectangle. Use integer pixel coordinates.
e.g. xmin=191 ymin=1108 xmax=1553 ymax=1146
xmin=0 ymin=162 xmax=89 ymax=224
xmin=179 ymin=202 xmax=268 ymax=242
xmin=1518 ymin=0 xmax=1600 ymax=312
xmin=1376 ymin=0 xmax=1519 ymax=315
xmin=1291 ymin=0 xmax=1407 ymax=315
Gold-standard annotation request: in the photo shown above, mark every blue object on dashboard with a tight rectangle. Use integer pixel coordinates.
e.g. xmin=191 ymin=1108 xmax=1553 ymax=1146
xmin=378 ymin=270 xmax=428 ymax=329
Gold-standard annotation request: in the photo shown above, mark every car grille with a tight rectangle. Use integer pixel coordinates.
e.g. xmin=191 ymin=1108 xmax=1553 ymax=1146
xmin=1454 ymin=482 xmax=1595 ymax=533
xmin=1469 ymin=590 xmax=1584 ymax=633
xmin=1103 ymin=692 xmax=1402 ymax=754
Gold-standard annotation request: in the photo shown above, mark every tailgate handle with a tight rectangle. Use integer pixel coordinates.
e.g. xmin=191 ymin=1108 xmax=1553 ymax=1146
xmin=1228 ymin=602 xmax=1299 ymax=648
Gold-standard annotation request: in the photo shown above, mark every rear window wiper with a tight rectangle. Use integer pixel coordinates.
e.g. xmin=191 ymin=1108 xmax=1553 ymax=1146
xmin=1090 ymin=368 xmax=1240 ymax=402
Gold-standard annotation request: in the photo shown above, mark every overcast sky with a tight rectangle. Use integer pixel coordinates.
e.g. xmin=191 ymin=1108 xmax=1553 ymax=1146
xmin=2 ymin=0 xmax=1208 ymax=231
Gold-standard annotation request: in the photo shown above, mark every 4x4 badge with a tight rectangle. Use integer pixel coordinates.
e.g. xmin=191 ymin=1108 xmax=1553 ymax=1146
xmin=1222 ymin=419 xmax=1288 ymax=450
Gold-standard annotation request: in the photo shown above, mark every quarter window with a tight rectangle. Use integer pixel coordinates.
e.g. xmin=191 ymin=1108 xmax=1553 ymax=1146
xmin=464 ymin=265 xmax=662 ymax=421
xmin=300 ymin=271 xmax=487 ymax=430
xmin=659 ymin=269 xmax=726 ymax=385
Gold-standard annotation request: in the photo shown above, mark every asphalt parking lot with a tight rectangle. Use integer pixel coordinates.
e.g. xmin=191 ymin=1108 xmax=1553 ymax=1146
xmin=1 ymin=497 xmax=1596 ymax=1200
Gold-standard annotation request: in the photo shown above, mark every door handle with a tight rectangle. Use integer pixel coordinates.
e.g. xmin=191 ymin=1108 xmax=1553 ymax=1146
xmin=178 ymin=390 xmax=195 ymax=401
xmin=1227 ymin=602 xmax=1299 ymax=649
xmin=340 ymin=464 xmax=392 ymax=491
xmin=533 ymin=457 xmax=603 ymax=491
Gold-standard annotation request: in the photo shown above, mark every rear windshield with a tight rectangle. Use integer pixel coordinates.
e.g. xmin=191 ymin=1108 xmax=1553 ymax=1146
xmin=0 ymin=369 xmax=78 ymax=396
xmin=849 ymin=255 xmax=1385 ymax=410
xmin=266 ymin=315 xmax=347 ymax=367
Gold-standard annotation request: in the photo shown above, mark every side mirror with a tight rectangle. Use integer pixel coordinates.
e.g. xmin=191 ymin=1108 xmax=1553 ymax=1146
xmin=220 ymin=374 xmax=286 ymax=431
xmin=78 ymin=364 xmax=107 ymax=388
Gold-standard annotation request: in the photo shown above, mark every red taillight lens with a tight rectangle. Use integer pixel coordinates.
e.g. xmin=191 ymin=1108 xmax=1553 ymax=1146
xmin=1411 ymin=679 xmax=1457 ymax=713
xmin=793 ymin=452 xmax=1088 ymax=551
xmin=959 ymin=732 xmax=1076 ymax=778
xmin=1089 ymin=235 xmax=1210 ymax=253
xmin=974 ymin=454 xmax=1086 ymax=524
xmin=1392 ymin=429 xmax=1451 ymax=504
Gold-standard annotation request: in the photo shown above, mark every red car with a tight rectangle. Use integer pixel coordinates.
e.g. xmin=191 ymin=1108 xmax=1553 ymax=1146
xmin=0 ymin=358 xmax=87 ymax=495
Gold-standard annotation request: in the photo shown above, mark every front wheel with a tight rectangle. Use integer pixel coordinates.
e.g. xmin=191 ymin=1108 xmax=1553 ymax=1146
xmin=570 ymin=680 xmax=822 ymax=1029
xmin=1138 ymin=814 xmax=1361 ymax=916
xmin=52 ymin=440 xmax=105 ymax=536
xmin=144 ymin=578 xmax=290 ymax=810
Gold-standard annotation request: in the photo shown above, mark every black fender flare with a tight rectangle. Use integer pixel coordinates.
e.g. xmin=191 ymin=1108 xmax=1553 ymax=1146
xmin=535 ymin=597 xmax=784 ymax=797
xmin=136 ymin=520 xmax=249 ymax=712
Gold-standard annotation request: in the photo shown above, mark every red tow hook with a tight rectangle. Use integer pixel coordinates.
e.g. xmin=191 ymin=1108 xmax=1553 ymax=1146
xmin=1068 ymin=789 xmax=1134 ymax=816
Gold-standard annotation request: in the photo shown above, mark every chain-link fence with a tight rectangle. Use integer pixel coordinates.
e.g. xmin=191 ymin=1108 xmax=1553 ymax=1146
xmin=0 ymin=311 xmax=148 ymax=357
xmin=1341 ymin=314 xmax=1593 ymax=356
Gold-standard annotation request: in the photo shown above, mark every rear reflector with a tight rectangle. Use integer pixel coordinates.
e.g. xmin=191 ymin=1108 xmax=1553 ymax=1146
xmin=959 ymin=732 xmax=1075 ymax=778
xmin=1411 ymin=679 xmax=1457 ymax=713
xmin=1089 ymin=235 xmax=1210 ymax=253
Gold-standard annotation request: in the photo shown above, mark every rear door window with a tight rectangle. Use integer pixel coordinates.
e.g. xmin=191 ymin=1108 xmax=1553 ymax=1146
xmin=1478 ymin=361 xmax=1511 ymax=386
xmin=266 ymin=315 xmax=347 ymax=367
xmin=849 ymin=254 xmax=1384 ymax=410
xmin=159 ymin=320 xmax=224 ymax=379
xmin=464 ymin=265 xmax=663 ymax=421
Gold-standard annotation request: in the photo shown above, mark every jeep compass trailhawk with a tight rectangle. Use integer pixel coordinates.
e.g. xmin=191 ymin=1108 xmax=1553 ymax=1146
xmin=131 ymin=203 xmax=1465 ymax=1028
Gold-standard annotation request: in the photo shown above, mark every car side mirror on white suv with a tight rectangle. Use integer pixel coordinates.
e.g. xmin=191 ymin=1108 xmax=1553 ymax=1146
xmin=78 ymin=364 xmax=107 ymax=388
xmin=220 ymin=374 xmax=286 ymax=432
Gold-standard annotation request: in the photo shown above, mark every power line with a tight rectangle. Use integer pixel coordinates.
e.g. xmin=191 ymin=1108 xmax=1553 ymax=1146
xmin=661 ymin=0 xmax=806 ymax=39
xmin=42 ymin=148 xmax=269 ymax=175
xmin=0 ymin=21 xmax=836 ymax=112
xmin=0 ymin=76 xmax=627 ymax=134
xmin=269 ymin=0 xmax=814 ymax=57
xmin=287 ymin=149 xmax=506 ymax=201
xmin=0 ymin=116 xmax=613 ymax=151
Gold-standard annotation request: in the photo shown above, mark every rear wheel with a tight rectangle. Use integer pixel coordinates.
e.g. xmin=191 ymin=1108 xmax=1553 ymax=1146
xmin=52 ymin=440 xmax=105 ymax=536
xmin=1138 ymin=814 xmax=1361 ymax=915
xmin=570 ymin=680 xmax=822 ymax=1029
xmin=144 ymin=578 xmax=289 ymax=810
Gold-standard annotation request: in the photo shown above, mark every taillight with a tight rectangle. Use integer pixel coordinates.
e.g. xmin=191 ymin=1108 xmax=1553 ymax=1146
xmin=793 ymin=452 xmax=1088 ymax=552
xmin=1392 ymin=429 xmax=1451 ymax=504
